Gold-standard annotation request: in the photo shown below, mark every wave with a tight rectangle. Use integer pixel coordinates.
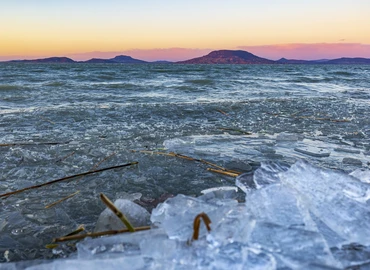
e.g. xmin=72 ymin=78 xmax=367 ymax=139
xmin=286 ymin=76 xmax=334 ymax=83
xmin=0 ymin=84 xmax=20 ymax=91
xmin=44 ymin=81 xmax=66 ymax=87
xmin=328 ymin=71 xmax=356 ymax=76
xmin=185 ymin=79 xmax=215 ymax=85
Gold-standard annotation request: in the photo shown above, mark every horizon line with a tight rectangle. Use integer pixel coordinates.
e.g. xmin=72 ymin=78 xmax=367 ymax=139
xmin=1 ymin=43 xmax=370 ymax=62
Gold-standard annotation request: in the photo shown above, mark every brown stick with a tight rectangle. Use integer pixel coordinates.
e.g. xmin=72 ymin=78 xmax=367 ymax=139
xmin=91 ymin=152 xmax=116 ymax=171
xmin=0 ymin=142 xmax=70 ymax=147
xmin=45 ymin=191 xmax=80 ymax=209
xmin=199 ymin=159 xmax=228 ymax=171
xmin=53 ymin=226 xmax=151 ymax=242
xmin=216 ymin=109 xmax=228 ymax=116
xmin=46 ymin=225 xmax=85 ymax=248
xmin=100 ymin=193 xmax=135 ymax=232
xmin=64 ymin=224 xmax=85 ymax=237
xmin=207 ymin=168 xmax=240 ymax=177
xmin=0 ymin=162 xmax=138 ymax=198
xmin=135 ymin=150 xmax=241 ymax=175
xmin=192 ymin=212 xmax=212 ymax=241
xmin=55 ymin=151 xmax=76 ymax=163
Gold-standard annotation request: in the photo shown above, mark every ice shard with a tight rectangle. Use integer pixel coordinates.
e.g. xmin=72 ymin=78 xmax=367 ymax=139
xmin=281 ymin=160 xmax=370 ymax=245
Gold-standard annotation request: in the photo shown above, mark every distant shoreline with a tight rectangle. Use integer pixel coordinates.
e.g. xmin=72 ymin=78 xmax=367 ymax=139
xmin=2 ymin=50 xmax=370 ymax=65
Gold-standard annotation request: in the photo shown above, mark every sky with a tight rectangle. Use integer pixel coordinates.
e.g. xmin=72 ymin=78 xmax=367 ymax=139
xmin=1 ymin=0 xmax=369 ymax=61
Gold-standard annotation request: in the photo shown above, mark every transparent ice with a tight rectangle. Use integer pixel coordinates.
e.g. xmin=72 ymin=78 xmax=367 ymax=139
xmin=2 ymin=160 xmax=367 ymax=269
xmin=281 ymin=160 xmax=370 ymax=245
xmin=94 ymin=199 xmax=150 ymax=232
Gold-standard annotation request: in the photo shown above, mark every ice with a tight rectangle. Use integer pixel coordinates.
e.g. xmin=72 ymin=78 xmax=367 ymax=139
xmin=249 ymin=222 xmax=338 ymax=268
xmin=331 ymin=243 xmax=370 ymax=268
xmin=350 ymin=168 xmax=370 ymax=183
xmin=281 ymin=160 xmax=370 ymax=245
xmin=236 ymin=161 xmax=289 ymax=193
xmin=334 ymin=147 xmax=361 ymax=154
xmin=245 ymin=184 xmax=317 ymax=230
xmin=235 ymin=171 xmax=256 ymax=193
xmin=342 ymin=157 xmax=363 ymax=166
xmin=150 ymin=194 xmax=239 ymax=241
xmin=4 ymin=160 xmax=370 ymax=269
xmin=25 ymin=256 xmax=146 ymax=270
xmin=294 ymin=146 xmax=331 ymax=157
xmin=276 ymin=133 xmax=300 ymax=142
xmin=200 ymin=186 xmax=238 ymax=199
xmin=251 ymin=161 xmax=289 ymax=188
xmin=94 ymin=199 xmax=150 ymax=232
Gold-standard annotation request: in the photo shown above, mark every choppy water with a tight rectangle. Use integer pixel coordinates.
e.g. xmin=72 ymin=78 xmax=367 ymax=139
xmin=1 ymin=63 xmax=370 ymax=262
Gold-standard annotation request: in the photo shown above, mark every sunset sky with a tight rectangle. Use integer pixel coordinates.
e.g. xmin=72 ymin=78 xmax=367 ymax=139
xmin=1 ymin=0 xmax=369 ymax=61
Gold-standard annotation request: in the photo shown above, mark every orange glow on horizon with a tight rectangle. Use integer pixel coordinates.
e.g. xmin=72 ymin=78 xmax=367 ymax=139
xmin=1 ymin=1 xmax=369 ymax=60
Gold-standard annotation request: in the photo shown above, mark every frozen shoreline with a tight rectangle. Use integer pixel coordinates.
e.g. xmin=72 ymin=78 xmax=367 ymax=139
xmin=1 ymin=64 xmax=370 ymax=267
xmin=2 ymin=160 xmax=370 ymax=269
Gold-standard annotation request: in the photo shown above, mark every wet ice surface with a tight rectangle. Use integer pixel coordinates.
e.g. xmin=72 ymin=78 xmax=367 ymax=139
xmin=1 ymin=64 xmax=370 ymax=268
xmin=4 ymin=161 xmax=370 ymax=269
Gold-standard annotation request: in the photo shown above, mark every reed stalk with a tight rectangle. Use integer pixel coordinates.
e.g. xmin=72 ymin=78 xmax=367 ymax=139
xmin=53 ymin=226 xmax=151 ymax=242
xmin=0 ymin=162 xmax=138 ymax=198
xmin=100 ymin=193 xmax=135 ymax=232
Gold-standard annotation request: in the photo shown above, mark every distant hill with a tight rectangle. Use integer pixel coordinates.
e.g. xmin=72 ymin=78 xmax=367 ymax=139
xmin=151 ymin=60 xmax=173 ymax=64
xmin=9 ymin=57 xmax=76 ymax=63
xmin=177 ymin=50 xmax=275 ymax=64
xmin=85 ymin=55 xmax=147 ymax=63
xmin=3 ymin=51 xmax=370 ymax=64
xmin=277 ymin=57 xmax=370 ymax=65
xmin=276 ymin=58 xmax=312 ymax=64
xmin=325 ymin=57 xmax=370 ymax=64
xmin=84 ymin=58 xmax=117 ymax=63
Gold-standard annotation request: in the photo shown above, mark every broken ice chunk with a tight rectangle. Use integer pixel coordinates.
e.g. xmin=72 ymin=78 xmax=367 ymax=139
xmin=350 ymin=168 xmax=370 ymax=184
xmin=342 ymin=157 xmax=362 ymax=166
xmin=78 ymin=229 xmax=164 ymax=260
xmin=235 ymin=172 xmax=256 ymax=193
xmin=245 ymin=184 xmax=317 ymax=231
xmin=310 ymin=213 xmax=346 ymax=248
xmin=139 ymin=230 xmax=178 ymax=260
xmin=249 ymin=222 xmax=339 ymax=269
xmin=281 ymin=160 xmax=370 ymax=245
xmin=207 ymin=204 xmax=255 ymax=245
xmin=115 ymin=192 xmax=142 ymax=201
xmin=294 ymin=146 xmax=330 ymax=157
xmin=276 ymin=133 xmax=299 ymax=142
xmin=200 ymin=186 xmax=238 ymax=200
xmin=151 ymin=194 xmax=237 ymax=242
xmin=206 ymin=244 xmax=277 ymax=270
xmin=252 ymin=161 xmax=289 ymax=189
xmin=331 ymin=243 xmax=370 ymax=268
xmin=26 ymin=256 xmax=146 ymax=270
xmin=94 ymin=199 xmax=150 ymax=232
xmin=334 ymin=147 xmax=361 ymax=154
xmin=235 ymin=161 xmax=289 ymax=193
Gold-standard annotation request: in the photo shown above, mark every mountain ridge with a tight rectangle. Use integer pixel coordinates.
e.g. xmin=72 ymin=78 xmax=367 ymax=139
xmin=177 ymin=50 xmax=275 ymax=64
xmin=85 ymin=55 xmax=147 ymax=63
xmin=3 ymin=50 xmax=370 ymax=64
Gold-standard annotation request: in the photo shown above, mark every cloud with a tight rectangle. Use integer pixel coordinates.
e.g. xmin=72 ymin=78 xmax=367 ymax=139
xmin=237 ymin=43 xmax=370 ymax=60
